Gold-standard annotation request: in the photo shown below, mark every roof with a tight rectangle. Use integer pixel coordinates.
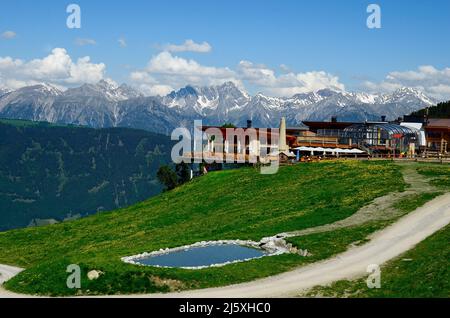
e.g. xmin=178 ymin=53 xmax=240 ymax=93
xmin=292 ymin=141 xmax=353 ymax=148
xmin=302 ymin=121 xmax=357 ymax=132
xmin=344 ymin=123 xmax=418 ymax=135
xmin=286 ymin=127 xmax=309 ymax=132
xmin=400 ymin=122 xmax=423 ymax=130
xmin=427 ymin=118 xmax=450 ymax=130
xmin=201 ymin=125 xmax=278 ymax=135
xmin=201 ymin=125 xmax=297 ymax=142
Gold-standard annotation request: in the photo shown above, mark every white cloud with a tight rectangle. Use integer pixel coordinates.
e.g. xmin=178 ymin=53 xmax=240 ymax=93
xmin=279 ymin=64 xmax=291 ymax=73
xmin=0 ymin=48 xmax=106 ymax=90
xmin=238 ymin=60 xmax=345 ymax=97
xmin=118 ymin=37 xmax=127 ymax=48
xmin=163 ymin=39 xmax=212 ymax=53
xmin=75 ymin=38 xmax=96 ymax=46
xmin=1 ymin=31 xmax=16 ymax=40
xmin=129 ymin=53 xmax=346 ymax=97
xmin=129 ymin=71 xmax=173 ymax=96
xmin=363 ymin=65 xmax=450 ymax=100
xmin=147 ymin=51 xmax=233 ymax=78
xmin=129 ymin=51 xmax=239 ymax=95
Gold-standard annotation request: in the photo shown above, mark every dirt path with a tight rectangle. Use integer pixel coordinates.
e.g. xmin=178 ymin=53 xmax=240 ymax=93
xmin=0 ymin=264 xmax=23 ymax=297
xmin=0 ymin=264 xmax=22 ymax=285
xmin=280 ymin=162 xmax=437 ymax=238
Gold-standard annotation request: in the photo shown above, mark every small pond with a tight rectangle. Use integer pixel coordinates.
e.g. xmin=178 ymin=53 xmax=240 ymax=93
xmin=132 ymin=244 xmax=267 ymax=269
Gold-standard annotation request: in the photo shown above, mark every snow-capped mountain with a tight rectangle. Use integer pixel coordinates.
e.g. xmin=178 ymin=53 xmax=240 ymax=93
xmin=0 ymin=84 xmax=62 ymax=121
xmin=0 ymin=80 xmax=438 ymax=135
xmin=159 ymin=83 xmax=436 ymax=127
xmin=0 ymin=87 xmax=11 ymax=98
xmin=171 ymin=83 xmax=438 ymax=128
xmin=160 ymin=82 xmax=250 ymax=116
xmin=63 ymin=79 xmax=142 ymax=102
xmin=303 ymin=87 xmax=436 ymax=122
xmin=0 ymin=80 xmax=144 ymax=128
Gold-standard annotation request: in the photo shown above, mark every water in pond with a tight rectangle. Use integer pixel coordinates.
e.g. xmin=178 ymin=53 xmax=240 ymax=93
xmin=135 ymin=244 xmax=267 ymax=268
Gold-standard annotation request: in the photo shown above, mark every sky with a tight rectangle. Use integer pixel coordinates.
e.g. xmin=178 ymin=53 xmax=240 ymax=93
xmin=0 ymin=0 xmax=449 ymax=99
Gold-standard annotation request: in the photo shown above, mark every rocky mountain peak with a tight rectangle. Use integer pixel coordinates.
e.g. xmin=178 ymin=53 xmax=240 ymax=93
xmin=97 ymin=78 xmax=119 ymax=91
xmin=167 ymin=85 xmax=198 ymax=99
xmin=27 ymin=83 xmax=63 ymax=96
xmin=384 ymin=87 xmax=436 ymax=105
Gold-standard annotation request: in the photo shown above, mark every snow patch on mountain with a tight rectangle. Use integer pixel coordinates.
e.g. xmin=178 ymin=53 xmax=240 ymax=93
xmin=0 ymin=87 xmax=11 ymax=97
xmin=31 ymin=83 xmax=63 ymax=96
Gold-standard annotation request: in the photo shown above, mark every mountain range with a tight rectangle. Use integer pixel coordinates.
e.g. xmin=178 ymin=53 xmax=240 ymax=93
xmin=0 ymin=80 xmax=438 ymax=135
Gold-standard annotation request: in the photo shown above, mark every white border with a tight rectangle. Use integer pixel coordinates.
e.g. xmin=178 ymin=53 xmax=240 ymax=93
xmin=121 ymin=239 xmax=290 ymax=270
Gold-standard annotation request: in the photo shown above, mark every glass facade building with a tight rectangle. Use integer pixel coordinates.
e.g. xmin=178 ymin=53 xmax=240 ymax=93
xmin=342 ymin=123 xmax=419 ymax=153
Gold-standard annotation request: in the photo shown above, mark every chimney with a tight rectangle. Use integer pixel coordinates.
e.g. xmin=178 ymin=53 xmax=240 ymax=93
xmin=246 ymin=119 xmax=252 ymax=128
xmin=279 ymin=117 xmax=288 ymax=152
xmin=381 ymin=115 xmax=386 ymax=122
xmin=331 ymin=116 xmax=337 ymax=123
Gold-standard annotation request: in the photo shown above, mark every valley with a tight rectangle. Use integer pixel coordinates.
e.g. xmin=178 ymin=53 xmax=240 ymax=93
xmin=0 ymin=119 xmax=173 ymax=231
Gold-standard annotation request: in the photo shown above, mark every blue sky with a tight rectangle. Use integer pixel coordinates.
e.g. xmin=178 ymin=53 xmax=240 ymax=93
xmin=0 ymin=0 xmax=449 ymax=99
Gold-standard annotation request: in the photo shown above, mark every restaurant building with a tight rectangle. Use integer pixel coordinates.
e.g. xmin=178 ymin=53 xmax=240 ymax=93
xmin=425 ymin=118 xmax=450 ymax=155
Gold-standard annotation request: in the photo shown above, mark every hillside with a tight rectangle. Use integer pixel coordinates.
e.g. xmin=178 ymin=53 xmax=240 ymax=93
xmin=0 ymin=119 xmax=173 ymax=231
xmin=0 ymin=161 xmax=406 ymax=295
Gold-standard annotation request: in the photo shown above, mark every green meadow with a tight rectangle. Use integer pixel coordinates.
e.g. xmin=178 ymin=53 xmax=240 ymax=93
xmin=0 ymin=161 xmax=407 ymax=295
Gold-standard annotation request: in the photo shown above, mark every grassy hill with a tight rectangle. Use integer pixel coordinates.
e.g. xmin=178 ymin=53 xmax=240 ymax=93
xmin=0 ymin=119 xmax=173 ymax=231
xmin=0 ymin=160 xmax=406 ymax=295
